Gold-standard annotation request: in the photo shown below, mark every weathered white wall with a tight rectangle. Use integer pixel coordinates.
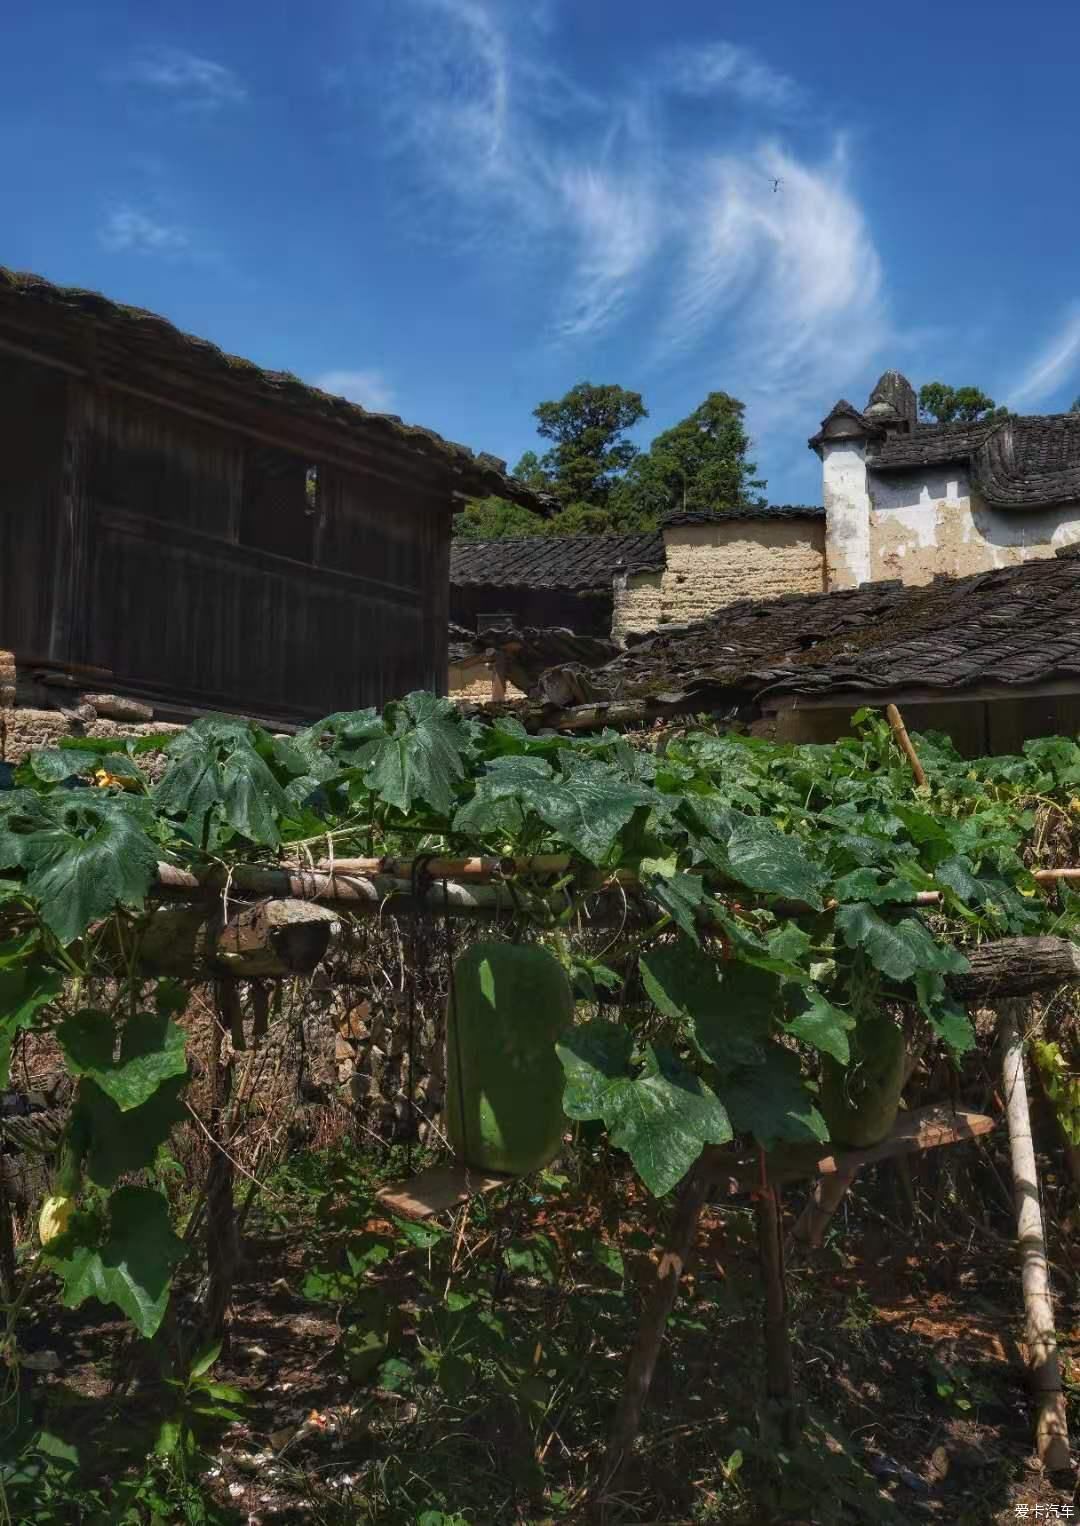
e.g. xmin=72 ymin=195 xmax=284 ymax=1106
xmin=822 ymin=441 xmax=872 ymax=589
xmin=866 ymin=469 xmax=1080 ymax=585
xmin=612 ymin=520 xmax=826 ymax=639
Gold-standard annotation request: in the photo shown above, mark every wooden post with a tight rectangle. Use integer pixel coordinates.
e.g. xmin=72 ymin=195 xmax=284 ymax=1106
xmin=1000 ymin=999 xmax=1071 ymax=1471
xmin=790 ymin=1165 xmax=857 ymax=1252
xmin=604 ymin=1159 xmax=711 ymax=1484
xmin=885 ymin=703 xmax=927 ymax=787
xmin=491 ymin=653 xmax=508 ymax=703
xmin=204 ymin=984 xmax=240 ymax=1344
xmin=756 ymin=1174 xmax=799 ymax=1443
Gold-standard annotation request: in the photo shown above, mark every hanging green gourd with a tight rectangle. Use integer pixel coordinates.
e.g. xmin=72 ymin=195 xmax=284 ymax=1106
xmin=445 ymin=941 xmax=574 ymax=1175
xmin=820 ymin=1013 xmax=907 ymax=1149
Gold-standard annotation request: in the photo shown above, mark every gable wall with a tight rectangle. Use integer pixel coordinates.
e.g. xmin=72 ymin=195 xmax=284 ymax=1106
xmin=866 ymin=468 xmax=1080 ymax=585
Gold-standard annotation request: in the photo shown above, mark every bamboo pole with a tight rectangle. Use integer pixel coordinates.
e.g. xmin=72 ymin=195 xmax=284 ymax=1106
xmin=886 ymin=703 xmax=928 ymax=787
xmin=999 ymin=999 xmax=1071 ymax=1471
xmin=306 ymin=854 xmax=575 ymax=878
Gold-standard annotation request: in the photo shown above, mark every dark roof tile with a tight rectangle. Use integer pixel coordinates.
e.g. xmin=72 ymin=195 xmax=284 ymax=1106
xmin=869 ymin=413 xmax=1080 ymax=509
xmin=586 ymin=554 xmax=1080 ymax=709
xmin=449 ymin=533 xmax=664 ymax=591
xmin=662 ymin=504 xmax=824 ymax=526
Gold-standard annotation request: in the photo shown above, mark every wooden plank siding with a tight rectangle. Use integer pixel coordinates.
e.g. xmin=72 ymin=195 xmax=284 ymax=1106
xmin=0 ymin=354 xmax=69 ymax=657
xmin=0 ymin=350 xmax=451 ymax=724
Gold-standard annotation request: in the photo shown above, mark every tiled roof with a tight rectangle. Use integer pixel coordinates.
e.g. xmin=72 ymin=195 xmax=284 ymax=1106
xmin=807 ymin=399 xmax=873 ymax=449
xmin=448 ymin=625 xmax=620 ymax=692
xmin=449 ymin=532 xmax=665 ymax=591
xmin=868 ymin=419 xmax=997 ymax=470
xmin=869 ymin=414 xmax=1080 ymax=510
xmin=662 ymin=505 xmax=824 ymax=526
xmin=0 ymin=267 xmax=547 ymax=510
xmin=588 ymin=549 xmax=1080 ymax=710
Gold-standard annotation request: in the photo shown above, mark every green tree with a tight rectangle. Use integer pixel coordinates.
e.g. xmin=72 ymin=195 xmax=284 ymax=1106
xmin=453 ymin=496 xmax=546 ymax=541
xmin=532 ymin=382 xmax=647 ymax=507
xmin=611 ymin=392 xmax=766 ymax=525
xmin=918 ymin=382 xmax=1008 ymax=425
xmin=511 ymin=449 xmax=549 ymax=490
xmin=1069 ymin=397 xmax=1080 ymax=414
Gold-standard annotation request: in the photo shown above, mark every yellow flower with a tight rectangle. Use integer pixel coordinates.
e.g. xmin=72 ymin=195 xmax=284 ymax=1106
xmin=94 ymin=769 xmax=135 ymax=792
xmin=39 ymin=1195 xmax=74 ymax=1246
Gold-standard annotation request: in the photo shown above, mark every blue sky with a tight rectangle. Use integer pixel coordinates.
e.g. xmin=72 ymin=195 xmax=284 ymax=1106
xmin=3 ymin=0 xmax=1080 ymax=504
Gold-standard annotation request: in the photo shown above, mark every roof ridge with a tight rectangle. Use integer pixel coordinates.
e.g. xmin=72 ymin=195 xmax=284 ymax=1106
xmin=0 ymin=264 xmax=546 ymax=510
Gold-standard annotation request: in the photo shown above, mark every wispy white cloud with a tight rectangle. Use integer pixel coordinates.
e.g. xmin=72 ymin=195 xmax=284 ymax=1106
xmin=314 ymin=368 xmax=396 ymax=412
xmin=362 ymin=0 xmax=887 ymax=433
xmin=1008 ymin=305 xmax=1080 ymax=409
xmin=665 ymin=41 xmax=802 ymax=112
xmin=119 ymin=48 xmax=246 ymax=110
xmin=377 ymin=0 xmax=658 ymax=341
xmin=663 ymin=140 xmax=886 ymax=424
xmin=98 ymin=206 xmax=192 ymax=256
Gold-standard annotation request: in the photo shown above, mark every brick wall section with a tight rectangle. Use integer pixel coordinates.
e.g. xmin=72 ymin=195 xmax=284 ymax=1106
xmin=614 ymin=520 xmax=826 ymax=638
xmin=612 ymin=569 xmax=663 ymax=640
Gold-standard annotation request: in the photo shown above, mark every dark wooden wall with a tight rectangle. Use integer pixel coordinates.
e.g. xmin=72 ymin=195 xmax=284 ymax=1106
xmin=449 ymin=584 xmax=613 ymax=638
xmin=0 ymin=354 xmax=69 ymax=657
xmin=0 ymin=353 xmax=450 ymax=723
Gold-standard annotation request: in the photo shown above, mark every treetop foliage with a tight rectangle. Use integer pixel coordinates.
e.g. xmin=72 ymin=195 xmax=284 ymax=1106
xmin=917 ymin=382 xmax=1009 ymax=425
xmin=455 ymin=381 xmax=765 ymax=539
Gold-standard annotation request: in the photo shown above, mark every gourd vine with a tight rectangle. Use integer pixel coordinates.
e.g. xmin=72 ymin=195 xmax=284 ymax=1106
xmin=0 ymin=694 xmax=1078 ymax=1364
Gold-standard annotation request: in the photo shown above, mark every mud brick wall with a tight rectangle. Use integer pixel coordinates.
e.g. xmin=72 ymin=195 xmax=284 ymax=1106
xmin=613 ymin=519 xmax=826 ymax=639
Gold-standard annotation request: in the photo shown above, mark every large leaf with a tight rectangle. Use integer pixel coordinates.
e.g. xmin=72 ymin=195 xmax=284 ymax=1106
xmin=453 ymin=756 xmax=552 ymax=838
xmin=720 ymin=1044 xmax=829 ymax=1149
xmin=454 ymin=754 xmax=655 ymax=864
xmin=154 ymin=720 xmax=287 ymax=847
xmin=357 ymin=692 xmax=474 ymax=816
xmin=835 ymin=904 xmax=969 ymax=984
xmin=75 ymin=1077 xmax=188 ymax=1188
xmin=47 ymin=1187 xmax=184 ymax=1337
xmin=556 ymin=1022 xmax=730 ymax=1196
xmin=831 ymin=868 xmax=917 ymax=905
xmin=640 ymin=942 xmax=772 ymax=1073
xmin=785 ymin=989 xmax=855 ymax=1064
xmin=714 ymin=818 xmax=827 ymax=909
xmin=220 ymin=747 xmax=288 ymax=846
xmin=557 ymin=1020 xmax=634 ymax=1121
xmin=530 ymin=759 xmax=657 ymax=866
xmin=0 ymin=795 xmax=157 ymax=944
xmin=0 ymin=966 xmax=62 ymax=1085
xmin=57 ymin=1009 xmax=187 ymax=1112
xmin=27 ymin=748 xmax=101 ymax=784
xmin=647 ymin=871 xmax=709 ymax=942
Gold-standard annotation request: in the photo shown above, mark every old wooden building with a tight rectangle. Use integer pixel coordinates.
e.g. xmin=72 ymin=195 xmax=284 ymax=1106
xmin=0 ymin=267 xmax=541 ymax=727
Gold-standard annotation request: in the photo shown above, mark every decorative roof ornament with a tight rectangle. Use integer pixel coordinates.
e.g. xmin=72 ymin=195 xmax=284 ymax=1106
xmin=864 ymin=371 xmax=917 ymax=431
xmin=807 ymin=399 xmax=881 ymax=452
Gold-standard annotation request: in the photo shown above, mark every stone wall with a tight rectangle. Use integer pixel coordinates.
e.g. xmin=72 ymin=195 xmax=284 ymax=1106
xmin=613 ymin=520 xmax=826 ymax=639
xmin=1 ymin=706 xmax=183 ymax=763
xmin=1 ymin=652 xmax=184 ymax=763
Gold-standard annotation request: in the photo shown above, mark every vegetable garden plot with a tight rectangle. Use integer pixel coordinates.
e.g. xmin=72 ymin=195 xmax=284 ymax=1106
xmin=1 ymin=696 xmax=1080 ymax=1514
